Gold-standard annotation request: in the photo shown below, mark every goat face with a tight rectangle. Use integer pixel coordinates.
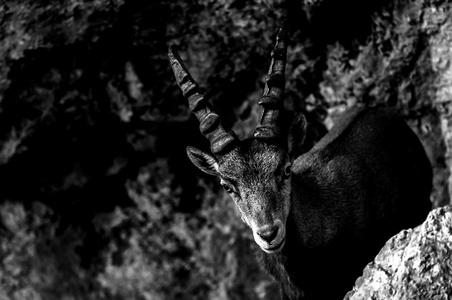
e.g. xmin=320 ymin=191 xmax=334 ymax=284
xmin=170 ymin=22 xmax=294 ymax=253
xmin=187 ymin=139 xmax=291 ymax=253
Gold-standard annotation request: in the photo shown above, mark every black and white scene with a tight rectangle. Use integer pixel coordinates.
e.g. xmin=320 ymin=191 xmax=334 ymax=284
xmin=0 ymin=1 xmax=451 ymax=299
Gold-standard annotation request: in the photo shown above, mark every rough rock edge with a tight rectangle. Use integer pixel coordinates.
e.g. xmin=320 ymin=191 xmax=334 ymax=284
xmin=345 ymin=205 xmax=452 ymax=300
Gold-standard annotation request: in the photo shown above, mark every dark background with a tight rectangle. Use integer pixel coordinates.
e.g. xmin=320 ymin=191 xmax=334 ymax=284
xmin=0 ymin=0 xmax=450 ymax=299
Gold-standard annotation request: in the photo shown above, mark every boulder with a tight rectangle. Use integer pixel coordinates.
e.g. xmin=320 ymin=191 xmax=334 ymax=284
xmin=345 ymin=205 xmax=452 ymax=300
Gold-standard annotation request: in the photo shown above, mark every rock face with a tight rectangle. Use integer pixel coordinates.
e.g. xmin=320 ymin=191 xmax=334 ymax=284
xmin=345 ymin=205 xmax=452 ymax=300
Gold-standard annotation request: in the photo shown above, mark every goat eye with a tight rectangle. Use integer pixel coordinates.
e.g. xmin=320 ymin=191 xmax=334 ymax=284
xmin=283 ymin=164 xmax=292 ymax=178
xmin=222 ymin=184 xmax=233 ymax=193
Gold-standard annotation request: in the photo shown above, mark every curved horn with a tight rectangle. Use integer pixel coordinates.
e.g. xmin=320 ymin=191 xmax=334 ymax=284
xmin=168 ymin=45 xmax=238 ymax=155
xmin=254 ymin=21 xmax=288 ymax=139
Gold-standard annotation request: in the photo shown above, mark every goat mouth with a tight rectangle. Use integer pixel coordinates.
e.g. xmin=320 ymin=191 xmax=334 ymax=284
xmin=262 ymin=237 xmax=285 ymax=254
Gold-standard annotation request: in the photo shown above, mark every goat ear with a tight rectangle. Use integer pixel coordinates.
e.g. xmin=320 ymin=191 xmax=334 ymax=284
xmin=186 ymin=146 xmax=220 ymax=176
xmin=289 ymin=113 xmax=307 ymax=159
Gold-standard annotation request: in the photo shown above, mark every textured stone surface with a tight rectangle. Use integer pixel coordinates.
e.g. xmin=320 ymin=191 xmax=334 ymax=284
xmin=424 ymin=1 xmax=452 ymax=208
xmin=345 ymin=205 xmax=452 ymax=300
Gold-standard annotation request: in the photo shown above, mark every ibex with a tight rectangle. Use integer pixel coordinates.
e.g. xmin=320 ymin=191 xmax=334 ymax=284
xmin=168 ymin=23 xmax=432 ymax=300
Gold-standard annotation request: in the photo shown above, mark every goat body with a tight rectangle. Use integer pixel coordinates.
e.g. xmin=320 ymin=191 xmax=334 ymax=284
xmin=259 ymin=106 xmax=432 ymax=299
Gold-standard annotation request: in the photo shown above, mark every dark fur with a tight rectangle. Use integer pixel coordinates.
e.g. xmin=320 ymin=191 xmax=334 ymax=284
xmin=258 ymin=105 xmax=432 ymax=299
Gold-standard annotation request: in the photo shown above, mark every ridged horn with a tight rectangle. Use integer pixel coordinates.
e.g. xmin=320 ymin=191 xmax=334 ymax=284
xmin=168 ymin=45 xmax=238 ymax=155
xmin=254 ymin=21 xmax=288 ymax=139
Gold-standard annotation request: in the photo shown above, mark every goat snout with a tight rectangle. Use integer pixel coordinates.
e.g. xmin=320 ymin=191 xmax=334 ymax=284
xmin=254 ymin=220 xmax=286 ymax=253
xmin=257 ymin=226 xmax=279 ymax=243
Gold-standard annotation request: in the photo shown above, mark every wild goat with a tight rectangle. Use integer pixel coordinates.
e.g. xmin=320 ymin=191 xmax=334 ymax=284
xmin=168 ymin=23 xmax=432 ymax=300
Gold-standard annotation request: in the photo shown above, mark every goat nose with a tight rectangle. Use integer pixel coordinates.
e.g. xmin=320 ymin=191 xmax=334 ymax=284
xmin=257 ymin=226 xmax=279 ymax=243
